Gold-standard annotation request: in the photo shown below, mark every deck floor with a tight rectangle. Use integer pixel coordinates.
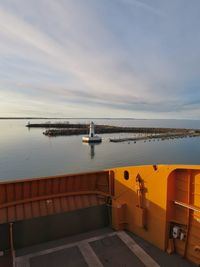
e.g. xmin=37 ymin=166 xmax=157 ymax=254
xmin=15 ymin=228 xmax=196 ymax=267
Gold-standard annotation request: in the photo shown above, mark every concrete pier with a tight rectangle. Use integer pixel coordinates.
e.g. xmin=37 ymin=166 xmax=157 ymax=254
xmin=109 ymin=132 xmax=200 ymax=143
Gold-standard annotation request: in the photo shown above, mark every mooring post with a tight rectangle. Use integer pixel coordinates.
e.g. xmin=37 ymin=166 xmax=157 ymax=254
xmin=9 ymin=222 xmax=15 ymax=267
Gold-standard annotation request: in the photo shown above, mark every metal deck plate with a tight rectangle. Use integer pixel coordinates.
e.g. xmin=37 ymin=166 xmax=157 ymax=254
xmin=90 ymin=235 xmax=146 ymax=267
xmin=15 ymin=229 xmax=196 ymax=267
xmin=30 ymin=246 xmax=87 ymax=267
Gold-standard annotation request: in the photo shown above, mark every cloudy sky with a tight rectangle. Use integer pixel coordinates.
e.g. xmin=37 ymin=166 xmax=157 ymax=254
xmin=0 ymin=0 xmax=200 ymax=118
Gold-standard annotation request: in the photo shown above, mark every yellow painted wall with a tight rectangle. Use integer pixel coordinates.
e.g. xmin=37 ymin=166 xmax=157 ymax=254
xmin=111 ymin=165 xmax=169 ymax=249
xmin=111 ymin=165 xmax=200 ymax=265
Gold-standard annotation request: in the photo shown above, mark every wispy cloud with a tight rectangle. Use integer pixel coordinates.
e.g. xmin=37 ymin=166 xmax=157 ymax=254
xmin=0 ymin=0 xmax=200 ymax=118
xmin=118 ymin=0 xmax=164 ymax=17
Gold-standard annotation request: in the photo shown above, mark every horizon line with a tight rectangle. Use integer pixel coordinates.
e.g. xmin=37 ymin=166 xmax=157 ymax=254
xmin=0 ymin=117 xmax=199 ymax=121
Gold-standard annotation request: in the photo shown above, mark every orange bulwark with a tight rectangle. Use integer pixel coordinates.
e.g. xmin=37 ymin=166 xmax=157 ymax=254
xmin=0 ymin=165 xmax=200 ymax=266
xmin=111 ymin=165 xmax=200 ymax=265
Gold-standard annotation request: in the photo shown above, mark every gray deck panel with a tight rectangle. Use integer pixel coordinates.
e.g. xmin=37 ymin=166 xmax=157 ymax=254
xmin=90 ymin=235 xmax=146 ymax=267
xmin=30 ymin=246 xmax=88 ymax=267
xmin=15 ymin=229 xmax=197 ymax=267
xmin=127 ymin=232 xmax=196 ymax=267
xmin=16 ymin=227 xmax=113 ymax=257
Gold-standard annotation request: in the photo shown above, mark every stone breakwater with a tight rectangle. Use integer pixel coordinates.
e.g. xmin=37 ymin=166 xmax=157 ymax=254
xmin=109 ymin=132 xmax=200 ymax=143
xmin=26 ymin=122 xmax=200 ymax=139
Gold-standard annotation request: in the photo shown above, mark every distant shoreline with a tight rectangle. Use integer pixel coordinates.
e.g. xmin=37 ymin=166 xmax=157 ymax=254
xmin=0 ymin=117 xmax=70 ymax=120
xmin=0 ymin=117 xmax=199 ymax=121
xmin=0 ymin=117 xmax=138 ymax=120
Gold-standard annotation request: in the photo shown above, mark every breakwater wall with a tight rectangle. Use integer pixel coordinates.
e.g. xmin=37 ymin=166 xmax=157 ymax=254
xmin=109 ymin=132 xmax=200 ymax=143
xmin=43 ymin=127 xmax=192 ymax=137
xmin=26 ymin=123 xmax=87 ymax=129
xmin=26 ymin=122 xmax=197 ymax=137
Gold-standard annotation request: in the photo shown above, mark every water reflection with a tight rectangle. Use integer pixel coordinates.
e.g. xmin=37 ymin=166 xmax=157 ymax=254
xmin=1 ymin=119 xmax=200 ymax=180
xmin=83 ymin=142 xmax=101 ymax=159
xmin=90 ymin=144 xmax=95 ymax=159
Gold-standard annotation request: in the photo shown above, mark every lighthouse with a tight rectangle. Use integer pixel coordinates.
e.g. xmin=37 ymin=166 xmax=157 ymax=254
xmin=82 ymin=122 xmax=102 ymax=143
xmin=89 ymin=121 xmax=95 ymax=137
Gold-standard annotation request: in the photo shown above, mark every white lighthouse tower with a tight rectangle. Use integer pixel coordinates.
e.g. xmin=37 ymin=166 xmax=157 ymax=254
xmin=89 ymin=121 xmax=95 ymax=138
xmin=82 ymin=122 xmax=102 ymax=143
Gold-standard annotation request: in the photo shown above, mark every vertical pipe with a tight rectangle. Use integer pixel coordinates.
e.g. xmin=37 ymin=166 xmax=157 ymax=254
xmin=183 ymin=170 xmax=192 ymax=258
xmin=109 ymin=171 xmax=115 ymax=196
xmin=9 ymin=222 xmax=15 ymax=267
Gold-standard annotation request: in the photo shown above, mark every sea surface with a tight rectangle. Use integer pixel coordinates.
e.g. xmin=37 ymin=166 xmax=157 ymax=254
xmin=1 ymin=118 xmax=200 ymax=181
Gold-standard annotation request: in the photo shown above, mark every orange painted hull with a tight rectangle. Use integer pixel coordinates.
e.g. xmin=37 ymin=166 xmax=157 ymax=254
xmin=0 ymin=165 xmax=199 ymax=265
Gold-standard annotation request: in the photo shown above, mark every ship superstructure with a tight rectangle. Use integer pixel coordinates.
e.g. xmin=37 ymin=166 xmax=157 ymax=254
xmin=0 ymin=165 xmax=199 ymax=266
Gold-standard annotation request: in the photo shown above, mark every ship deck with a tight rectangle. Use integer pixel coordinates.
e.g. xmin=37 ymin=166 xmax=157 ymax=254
xmin=14 ymin=228 xmax=195 ymax=267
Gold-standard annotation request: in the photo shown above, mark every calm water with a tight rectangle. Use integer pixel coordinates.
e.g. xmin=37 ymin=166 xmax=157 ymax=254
xmin=1 ymin=118 xmax=200 ymax=181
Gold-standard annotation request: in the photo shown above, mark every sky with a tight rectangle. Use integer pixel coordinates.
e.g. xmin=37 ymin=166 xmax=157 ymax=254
xmin=0 ymin=0 xmax=200 ymax=119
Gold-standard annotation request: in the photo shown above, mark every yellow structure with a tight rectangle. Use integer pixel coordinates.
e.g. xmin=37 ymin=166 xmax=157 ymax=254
xmin=0 ymin=164 xmax=199 ymax=265
xmin=111 ymin=165 xmax=200 ymax=265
